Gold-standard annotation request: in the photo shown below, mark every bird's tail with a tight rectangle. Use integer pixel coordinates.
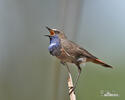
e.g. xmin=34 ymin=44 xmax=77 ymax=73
xmin=92 ymin=59 xmax=113 ymax=68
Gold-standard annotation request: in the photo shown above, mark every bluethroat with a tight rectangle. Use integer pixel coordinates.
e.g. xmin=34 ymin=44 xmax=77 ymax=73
xmin=45 ymin=26 xmax=113 ymax=94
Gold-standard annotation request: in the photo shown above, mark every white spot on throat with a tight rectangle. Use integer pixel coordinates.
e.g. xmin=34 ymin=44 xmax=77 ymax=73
xmin=49 ymin=43 xmax=56 ymax=47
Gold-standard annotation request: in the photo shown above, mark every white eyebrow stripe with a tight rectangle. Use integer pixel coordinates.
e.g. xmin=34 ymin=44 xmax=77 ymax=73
xmin=53 ymin=29 xmax=58 ymax=31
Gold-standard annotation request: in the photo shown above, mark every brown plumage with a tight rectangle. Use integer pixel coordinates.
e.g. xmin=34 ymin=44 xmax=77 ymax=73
xmin=59 ymin=34 xmax=113 ymax=68
xmin=45 ymin=27 xmax=113 ymax=95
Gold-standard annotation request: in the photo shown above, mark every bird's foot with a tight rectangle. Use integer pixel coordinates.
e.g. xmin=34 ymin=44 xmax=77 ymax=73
xmin=60 ymin=61 xmax=65 ymax=65
xmin=69 ymin=86 xmax=75 ymax=95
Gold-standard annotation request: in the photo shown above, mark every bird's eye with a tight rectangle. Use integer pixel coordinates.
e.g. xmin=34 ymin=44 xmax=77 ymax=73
xmin=54 ymin=31 xmax=60 ymax=34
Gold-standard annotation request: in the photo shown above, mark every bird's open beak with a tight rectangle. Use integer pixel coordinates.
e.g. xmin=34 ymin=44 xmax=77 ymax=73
xmin=45 ymin=26 xmax=55 ymax=35
xmin=44 ymin=34 xmax=51 ymax=37
xmin=46 ymin=26 xmax=51 ymax=31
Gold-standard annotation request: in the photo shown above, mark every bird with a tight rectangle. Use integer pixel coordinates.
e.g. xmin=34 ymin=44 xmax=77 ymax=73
xmin=45 ymin=26 xmax=113 ymax=94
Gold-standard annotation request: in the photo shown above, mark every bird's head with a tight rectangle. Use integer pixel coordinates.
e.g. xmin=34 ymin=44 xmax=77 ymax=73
xmin=44 ymin=26 xmax=67 ymax=39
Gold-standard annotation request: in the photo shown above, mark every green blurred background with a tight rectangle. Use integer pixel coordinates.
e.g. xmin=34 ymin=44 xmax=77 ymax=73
xmin=0 ymin=0 xmax=124 ymax=100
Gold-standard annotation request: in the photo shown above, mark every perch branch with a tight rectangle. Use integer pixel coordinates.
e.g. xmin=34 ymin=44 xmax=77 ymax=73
xmin=65 ymin=63 xmax=76 ymax=100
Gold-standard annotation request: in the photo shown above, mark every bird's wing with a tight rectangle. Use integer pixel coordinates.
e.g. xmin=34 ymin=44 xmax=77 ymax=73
xmin=62 ymin=40 xmax=97 ymax=59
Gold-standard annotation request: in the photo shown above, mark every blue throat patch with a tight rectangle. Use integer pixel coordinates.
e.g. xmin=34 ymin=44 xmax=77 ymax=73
xmin=48 ymin=35 xmax=61 ymax=56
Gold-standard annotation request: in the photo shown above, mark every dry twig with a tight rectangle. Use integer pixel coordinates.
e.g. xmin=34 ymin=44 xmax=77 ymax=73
xmin=65 ymin=63 xmax=76 ymax=100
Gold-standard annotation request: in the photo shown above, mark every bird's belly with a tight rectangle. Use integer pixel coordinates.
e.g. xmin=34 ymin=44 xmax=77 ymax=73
xmin=56 ymin=49 xmax=73 ymax=63
xmin=57 ymin=54 xmax=72 ymax=63
xmin=57 ymin=49 xmax=87 ymax=64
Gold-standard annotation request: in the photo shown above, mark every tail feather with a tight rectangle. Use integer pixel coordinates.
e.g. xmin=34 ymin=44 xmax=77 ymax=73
xmin=93 ymin=59 xmax=113 ymax=68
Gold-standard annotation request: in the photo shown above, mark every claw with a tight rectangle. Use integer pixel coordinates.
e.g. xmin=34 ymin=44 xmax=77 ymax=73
xmin=69 ymin=87 xmax=75 ymax=95
xmin=69 ymin=86 xmax=73 ymax=90
xmin=60 ymin=61 xmax=65 ymax=65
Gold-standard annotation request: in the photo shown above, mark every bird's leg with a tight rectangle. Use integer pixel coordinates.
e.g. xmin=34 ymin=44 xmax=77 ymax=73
xmin=60 ymin=61 xmax=71 ymax=73
xmin=62 ymin=63 xmax=74 ymax=93
xmin=69 ymin=64 xmax=81 ymax=95
xmin=60 ymin=61 xmax=81 ymax=95
xmin=64 ymin=63 xmax=71 ymax=73
xmin=60 ymin=61 xmax=65 ymax=65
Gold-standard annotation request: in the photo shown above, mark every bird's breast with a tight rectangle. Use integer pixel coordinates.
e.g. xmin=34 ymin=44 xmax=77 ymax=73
xmin=48 ymin=42 xmax=61 ymax=56
xmin=56 ymin=48 xmax=74 ymax=63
